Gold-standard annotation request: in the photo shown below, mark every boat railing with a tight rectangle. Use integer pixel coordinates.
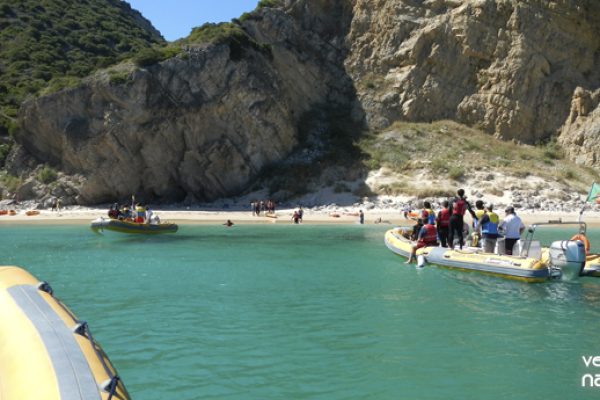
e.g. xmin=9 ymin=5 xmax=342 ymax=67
xmin=521 ymin=219 xmax=586 ymax=257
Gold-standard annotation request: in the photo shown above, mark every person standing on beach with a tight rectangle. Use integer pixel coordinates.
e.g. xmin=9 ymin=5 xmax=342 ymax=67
xmin=359 ymin=210 xmax=364 ymax=224
xmin=447 ymin=189 xmax=475 ymax=249
xmin=402 ymin=203 xmax=411 ymax=219
xmin=498 ymin=206 xmax=525 ymax=255
xmin=292 ymin=210 xmax=300 ymax=224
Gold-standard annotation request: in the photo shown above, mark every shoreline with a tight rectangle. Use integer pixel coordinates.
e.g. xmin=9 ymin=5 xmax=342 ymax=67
xmin=2 ymin=208 xmax=600 ymax=228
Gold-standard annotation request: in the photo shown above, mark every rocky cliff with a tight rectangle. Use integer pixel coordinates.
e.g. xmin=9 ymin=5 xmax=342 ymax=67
xmin=345 ymin=0 xmax=600 ymax=144
xmin=16 ymin=3 xmax=357 ymax=204
xmin=12 ymin=0 xmax=600 ymax=204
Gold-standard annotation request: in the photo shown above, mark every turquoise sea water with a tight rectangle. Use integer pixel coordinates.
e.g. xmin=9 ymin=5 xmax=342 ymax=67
xmin=2 ymin=223 xmax=600 ymax=400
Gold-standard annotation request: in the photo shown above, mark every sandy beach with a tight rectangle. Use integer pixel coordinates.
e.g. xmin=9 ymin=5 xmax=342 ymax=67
xmin=2 ymin=206 xmax=600 ymax=228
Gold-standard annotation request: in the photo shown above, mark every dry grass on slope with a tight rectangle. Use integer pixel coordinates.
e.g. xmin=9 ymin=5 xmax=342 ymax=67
xmin=358 ymin=120 xmax=600 ymax=198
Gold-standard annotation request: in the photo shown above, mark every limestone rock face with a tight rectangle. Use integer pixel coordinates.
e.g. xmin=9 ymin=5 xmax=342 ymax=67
xmin=17 ymin=6 xmax=355 ymax=203
xmin=13 ymin=0 xmax=600 ymax=203
xmin=558 ymin=87 xmax=600 ymax=166
xmin=345 ymin=0 xmax=600 ymax=143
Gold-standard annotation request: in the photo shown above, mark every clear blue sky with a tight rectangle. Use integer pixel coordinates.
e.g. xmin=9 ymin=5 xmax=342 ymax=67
xmin=127 ymin=1 xmax=260 ymax=41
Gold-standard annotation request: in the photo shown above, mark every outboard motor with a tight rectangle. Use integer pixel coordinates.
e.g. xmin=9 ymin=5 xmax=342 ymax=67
xmin=549 ymin=240 xmax=586 ymax=280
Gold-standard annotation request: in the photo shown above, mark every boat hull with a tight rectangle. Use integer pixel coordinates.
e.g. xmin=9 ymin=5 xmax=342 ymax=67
xmin=583 ymin=254 xmax=600 ymax=277
xmin=384 ymin=228 xmax=551 ymax=283
xmin=91 ymin=217 xmax=178 ymax=234
xmin=424 ymin=247 xmax=551 ymax=283
xmin=384 ymin=228 xmax=414 ymax=258
xmin=0 ymin=266 xmax=129 ymax=400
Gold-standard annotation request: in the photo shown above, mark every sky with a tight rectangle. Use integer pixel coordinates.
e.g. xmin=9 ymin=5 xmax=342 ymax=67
xmin=126 ymin=1 xmax=260 ymax=41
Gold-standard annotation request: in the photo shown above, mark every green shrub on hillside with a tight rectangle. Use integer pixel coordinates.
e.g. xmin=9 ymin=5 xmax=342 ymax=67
xmin=0 ymin=0 xmax=164 ymax=134
xmin=184 ymin=22 xmax=272 ymax=60
xmin=108 ymin=70 xmax=131 ymax=85
xmin=257 ymin=0 xmax=283 ymax=8
xmin=0 ymin=143 xmax=10 ymax=165
xmin=132 ymin=45 xmax=180 ymax=67
xmin=0 ymin=173 xmax=21 ymax=193
xmin=36 ymin=165 xmax=57 ymax=184
xmin=358 ymin=120 xmax=598 ymax=195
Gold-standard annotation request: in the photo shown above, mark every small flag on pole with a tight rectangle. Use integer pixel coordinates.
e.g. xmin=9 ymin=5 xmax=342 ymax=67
xmin=586 ymin=182 xmax=600 ymax=204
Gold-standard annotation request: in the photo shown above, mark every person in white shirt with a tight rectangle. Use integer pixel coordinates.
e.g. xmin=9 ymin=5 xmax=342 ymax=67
xmin=498 ymin=206 xmax=525 ymax=255
xmin=145 ymin=207 xmax=153 ymax=224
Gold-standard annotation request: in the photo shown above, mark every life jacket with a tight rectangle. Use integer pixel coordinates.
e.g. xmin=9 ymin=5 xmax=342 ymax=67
xmin=481 ymin=211 xmax=499 ymax=235
xmin=452 ymin=198 xmax=466 ymax=215
xmin=422 ymin=208 xmax=435 ymax=225
xmin=473 ymin=209 xmax=486 ymax=228
xmin=437 ymin=208 xmax=450 ymax=227
xmin=418 ymin=223 xmax=438 ymax=245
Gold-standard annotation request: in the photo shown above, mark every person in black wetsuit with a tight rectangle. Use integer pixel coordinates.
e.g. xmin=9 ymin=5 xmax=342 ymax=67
xmin=447 ymin=189 xmax=476 ymax=250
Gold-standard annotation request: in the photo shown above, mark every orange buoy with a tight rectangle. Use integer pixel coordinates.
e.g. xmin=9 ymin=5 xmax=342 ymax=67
xmin=570 ymin=234 xmax=590 ymax=255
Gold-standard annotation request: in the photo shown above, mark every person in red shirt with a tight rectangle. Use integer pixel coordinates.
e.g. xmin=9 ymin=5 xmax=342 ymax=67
xmin=406 ymin=219 xmax=438 ymax=264
xmin=436 ymin=200 xmax=450 ymax=247
xmin=447 ymin=189 xmax=475 ymax=249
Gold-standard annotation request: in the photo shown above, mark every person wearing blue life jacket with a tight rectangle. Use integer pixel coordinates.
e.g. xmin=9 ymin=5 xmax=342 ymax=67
xmin=421 ymin=201 xmax=436 ymax=225
xmin=477 ymin=204 xmax=500 ymax=253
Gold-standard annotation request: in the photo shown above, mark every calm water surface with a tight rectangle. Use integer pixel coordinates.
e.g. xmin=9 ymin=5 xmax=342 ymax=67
xmin=2 ymin=223 xmax=600 ymax=400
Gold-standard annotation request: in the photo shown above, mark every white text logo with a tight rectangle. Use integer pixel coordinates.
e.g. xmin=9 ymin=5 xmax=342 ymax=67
xmin=582 ymin=356 xmax=600 ymax=387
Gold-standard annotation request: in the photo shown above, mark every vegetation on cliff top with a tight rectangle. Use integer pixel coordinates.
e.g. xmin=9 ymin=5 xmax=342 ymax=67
xmin=358 ymin=120 xmax=599 ymax=197
xmin=0 ymin=0 xmax=164 ymax=136
xmin=253 ymin=120 xmax=599 ymax=201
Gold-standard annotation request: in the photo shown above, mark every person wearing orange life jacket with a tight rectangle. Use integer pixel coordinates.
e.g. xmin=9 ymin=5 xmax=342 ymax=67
xmin=436 ymin=200 xmax=451 ymax=247
xmin=406 ymin=218 xmax=439 ymax=264
xmin=447 ymin=189 xmax=476 ymax=250
xmin=421 ymin=201 xmax=436 ymax=225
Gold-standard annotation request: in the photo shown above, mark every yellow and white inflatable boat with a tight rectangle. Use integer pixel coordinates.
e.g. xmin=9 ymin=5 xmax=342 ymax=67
xmin=0 ymin=266 xmax=129 ymax=400
xmin=385 ymin=221 xmax=587 ymax=283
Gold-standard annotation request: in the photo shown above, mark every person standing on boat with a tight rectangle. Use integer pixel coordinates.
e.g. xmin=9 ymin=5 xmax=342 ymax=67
xmin=478 ymin=204 xmax=500 ymax=253
xmin=447 ymin=189 xmax=475 ymax=249
xmin=436 ymin=200 xmax=451 ymax=247
xmin=421 ymin=201 xmax=435 ymax=225
xmin=135 ymin=203 xmax=146 ymax=223
xmin=470 ymin=200 xmax=486 ymax=247
xmin=145 ymin=206 xmax=154 ymax=224
xmin=406 ymin=219 xmax=438 ymax=264
xmin=499 ymin=206 xmax=525 ymax=255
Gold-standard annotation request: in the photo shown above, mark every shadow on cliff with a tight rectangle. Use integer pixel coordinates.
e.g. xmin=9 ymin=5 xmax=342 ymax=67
xmin=246 ymin=1 xmax=373 ymax=207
